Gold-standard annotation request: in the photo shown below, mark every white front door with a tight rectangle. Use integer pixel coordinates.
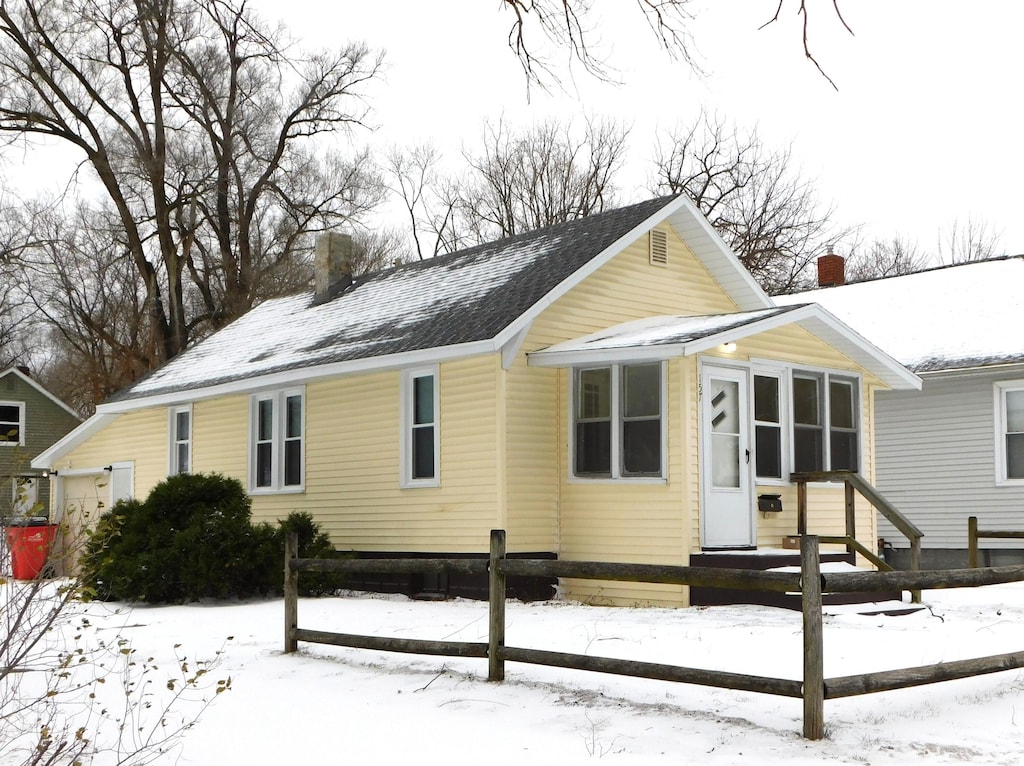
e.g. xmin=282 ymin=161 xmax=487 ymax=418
xmin=700 ymin=364 xmax=755 ymax=548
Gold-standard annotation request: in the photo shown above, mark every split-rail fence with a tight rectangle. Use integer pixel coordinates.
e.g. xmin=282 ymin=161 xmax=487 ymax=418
xmin=283 ymin=530 xmax=1024 ymax=740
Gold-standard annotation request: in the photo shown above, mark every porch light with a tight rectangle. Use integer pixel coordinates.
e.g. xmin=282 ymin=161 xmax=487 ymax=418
xmin=720 ymin=342 xmax=737 ymax=353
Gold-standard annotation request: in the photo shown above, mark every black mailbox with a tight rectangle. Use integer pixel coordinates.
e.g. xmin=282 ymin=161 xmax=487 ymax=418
xmin=758 ymin=493 xmax=783 ymax=512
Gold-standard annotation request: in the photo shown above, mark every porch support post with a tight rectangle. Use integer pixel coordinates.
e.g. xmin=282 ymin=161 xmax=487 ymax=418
xmin=844 ymin=480 xmax=856 ymax=557
xmin=968 ymin=516 xmax=979 ymax=568
xmin=796 ymin=479 xmax=808 ymax=537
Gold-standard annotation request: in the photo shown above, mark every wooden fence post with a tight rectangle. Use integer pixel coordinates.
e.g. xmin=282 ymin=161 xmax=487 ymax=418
xmin=284 ymin=531 xmax=299 ymax=654
xmin=488 ymin=529 xmax=507 ymax=682
xmin=968 ymin=516 xmax=978 ymax=569
xmin=801 ymin=534 xmax=825 ymax=740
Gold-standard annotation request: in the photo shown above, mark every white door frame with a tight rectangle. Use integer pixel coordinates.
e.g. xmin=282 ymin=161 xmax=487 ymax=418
xmin=699 ymin=362 xmax=756 ymax=549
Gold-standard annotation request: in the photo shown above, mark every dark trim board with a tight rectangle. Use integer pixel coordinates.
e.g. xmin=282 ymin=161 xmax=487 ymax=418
xmin=337 ymin=550 xmax=558 ymax=602
xmin=688 ymin=551 xmax=904 ymax=609
xmin=884 ymin=547 xmax=1024 ymax=570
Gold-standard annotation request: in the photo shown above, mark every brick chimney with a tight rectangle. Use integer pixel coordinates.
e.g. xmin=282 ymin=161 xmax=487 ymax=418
xmin=314 ymin=232 xmax=354 ymax=302
xmin=816 ymin=247 xmax=846 ymax=288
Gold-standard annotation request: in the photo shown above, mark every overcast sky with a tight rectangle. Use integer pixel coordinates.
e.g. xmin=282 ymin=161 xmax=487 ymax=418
xmin=261 ymin=0 xmax=1024 ymax=261
xmin=6 ymin=2 xmax=1021 ymax=262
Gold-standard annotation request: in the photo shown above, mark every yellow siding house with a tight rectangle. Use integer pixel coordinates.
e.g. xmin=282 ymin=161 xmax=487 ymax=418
xmin=33 ymin=196 xmax=920 ymax=606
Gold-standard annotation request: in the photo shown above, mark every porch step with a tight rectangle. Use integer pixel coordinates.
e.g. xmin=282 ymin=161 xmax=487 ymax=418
xmin=689 ymin=550 xmax=911 ymax=613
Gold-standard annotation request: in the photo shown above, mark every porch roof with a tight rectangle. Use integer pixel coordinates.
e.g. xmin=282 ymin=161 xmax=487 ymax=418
xmin=527 ymin=303 xmax=921 ymax=391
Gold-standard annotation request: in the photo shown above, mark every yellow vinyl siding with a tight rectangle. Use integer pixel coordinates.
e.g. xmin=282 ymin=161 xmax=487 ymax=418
xmin=556 ymin=358 xmax=691 ymax=607
xmin=505 ymin=227 xmax=731 ymax=571
xmin=58 ymin=409 xmax=166 ymax=499
xmin=251 ymin=356 xmax=502 ymax=552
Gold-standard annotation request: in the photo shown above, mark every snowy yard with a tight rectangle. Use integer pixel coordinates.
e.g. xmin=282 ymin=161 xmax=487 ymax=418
xmin=8 ymin=583 xmax=1024 ymax=765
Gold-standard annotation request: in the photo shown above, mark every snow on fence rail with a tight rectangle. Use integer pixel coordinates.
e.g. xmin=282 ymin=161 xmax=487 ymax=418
xmin=283 ymin=530 xmax=1024 ymax=740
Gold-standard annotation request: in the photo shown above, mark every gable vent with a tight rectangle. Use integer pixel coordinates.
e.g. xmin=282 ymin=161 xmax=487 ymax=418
xmin=649 ymin=229 xmax=668 ymax=266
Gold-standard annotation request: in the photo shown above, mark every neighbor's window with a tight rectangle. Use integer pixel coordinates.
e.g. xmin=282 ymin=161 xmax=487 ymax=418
xmin=250 ymin=388 xmax=304 ymax=492
xmin=0 ymin=401 xmax=24 ymax=446
xmin=402 ymin=368 xmax=439 ymax=487
xmin=792 ymin=371 xmax=859 ymax=473
xmin=169 ymin=405 xmax=192 ymax=475
xmin=574 ymin=362 xmax=663 ymax=479
xmin=998 ymin=384 xmax=1024 ymax=482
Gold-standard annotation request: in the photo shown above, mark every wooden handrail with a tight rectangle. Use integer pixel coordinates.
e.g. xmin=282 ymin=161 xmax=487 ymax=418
xmin=792 ymin=470 xmax=923 ymax=601
xmin=790 ymin=471 xmax=923 ymax=541
xmin=818 ymin=535 xmax=893 ymax=572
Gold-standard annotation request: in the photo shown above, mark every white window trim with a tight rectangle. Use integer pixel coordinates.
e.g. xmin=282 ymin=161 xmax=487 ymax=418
xmin=0 ymin=400 xmax=25 ymax=447
xmin=569 ymin=361 xmax=668 ymax=484
xmin=994 ymin=380 xmax=1024 ymax=486
xmin=749 ymin=360 xmax=864 ymax=483
xmin=248 ymin=387 xmax=305 ymax=494
xmin=400 ymin=366 xmax=440 ymax=489
xmin=167 ymin=404 xmax=193 ymax=476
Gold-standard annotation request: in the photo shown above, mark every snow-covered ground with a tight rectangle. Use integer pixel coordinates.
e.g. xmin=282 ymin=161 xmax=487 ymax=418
xmin=8 ymin=584 xmax=1024 ymax=765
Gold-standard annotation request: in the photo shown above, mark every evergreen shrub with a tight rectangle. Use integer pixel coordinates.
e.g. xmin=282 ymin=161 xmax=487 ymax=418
xmin=81 ymin=474 xmax=341 ymax=602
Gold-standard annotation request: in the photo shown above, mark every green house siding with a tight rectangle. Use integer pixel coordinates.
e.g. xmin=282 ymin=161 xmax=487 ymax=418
xmin=0 ymin=371 xmax=81 ymax=517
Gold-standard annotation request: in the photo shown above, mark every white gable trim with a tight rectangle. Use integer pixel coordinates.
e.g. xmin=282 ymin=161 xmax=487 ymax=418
xmin=31 ymin=413 xmax=120 ymax=470
xmin=529 ymin=304 xmax=921 ymax=392
xmin=490 ymin=196 xmax=772 ymax=352
xmin=0 ymin=367 xmax=82 ymax=420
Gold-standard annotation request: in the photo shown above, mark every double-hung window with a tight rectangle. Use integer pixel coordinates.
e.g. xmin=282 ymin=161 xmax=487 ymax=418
xmin=996 ymin=382 xmax=1024 ymax=483
xmin=0 ymin=401 xmax=24 ymax=446
xmin=792 ymin=371 xmax=859 ymax=473
xmin=250 ymin=388 xmax=304 ymax=492
xmin=573 ymin=362 xmax=664 ymax=479
xmin=168 ymin=405 xmax=192 ymax=475
xmin=753 ymin=367 xmax=860 ymax=480
xmin=402 ymin=368 xmax=439 ymax=487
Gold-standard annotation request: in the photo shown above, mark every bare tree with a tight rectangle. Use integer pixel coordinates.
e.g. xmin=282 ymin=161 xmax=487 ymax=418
xmin=387 ymin=117 xmax=629 ymax=256
xmin=842 ymin=234 xmax=930 ymax=282
xmin=758 ymin=0 xmax=855 ymax=90
xmin=1 ymin=498 xmax=230 ymax=765
xmin=652 ymin=110 xmax=845 ymax=293
xmin=500 ymin=0 xmax=699 ymax=88
xmin=938 ymin=217 xmax=1002 ymax=264
xmin=0 ymin=0 xmax=384 ymax=378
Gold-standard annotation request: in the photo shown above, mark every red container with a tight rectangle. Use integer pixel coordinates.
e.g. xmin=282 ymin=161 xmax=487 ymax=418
xmin=6 ymin=524 xmax=57 ymax=580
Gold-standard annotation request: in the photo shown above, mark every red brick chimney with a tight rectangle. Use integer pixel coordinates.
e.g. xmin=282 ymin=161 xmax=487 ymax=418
xmin=816 ymin=247 xmax=846 ymax=288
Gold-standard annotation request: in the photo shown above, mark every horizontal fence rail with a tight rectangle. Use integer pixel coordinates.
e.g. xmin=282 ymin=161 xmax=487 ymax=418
xmin=282 ymin=530 xmax=1024 ymax=741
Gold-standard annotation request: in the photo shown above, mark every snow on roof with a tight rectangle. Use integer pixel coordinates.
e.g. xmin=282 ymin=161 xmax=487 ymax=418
xmin=775 ymin=256 xmax=1024 ymax=373
xmin=531 ymin=307 xmax=795 ymax=356
xmin=110 ymin=196 xmax=683 ymax=403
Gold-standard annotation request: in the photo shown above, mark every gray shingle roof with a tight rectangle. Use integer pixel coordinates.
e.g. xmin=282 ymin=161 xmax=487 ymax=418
xmin=111 ymin=196 xmax=681 ymax=402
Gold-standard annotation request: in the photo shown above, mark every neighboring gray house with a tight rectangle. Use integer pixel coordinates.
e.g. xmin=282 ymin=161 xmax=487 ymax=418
xmin=778 ymin=254 xmax=1024 ymax=567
